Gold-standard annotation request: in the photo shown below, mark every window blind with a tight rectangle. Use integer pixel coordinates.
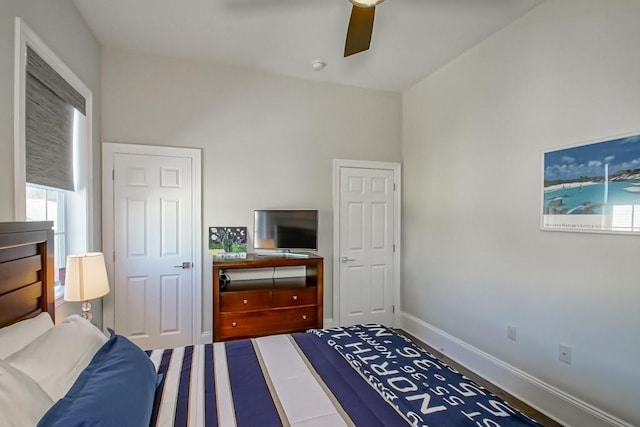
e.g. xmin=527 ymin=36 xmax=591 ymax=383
xmin=25 ymin=47 xmax=86 ymax=192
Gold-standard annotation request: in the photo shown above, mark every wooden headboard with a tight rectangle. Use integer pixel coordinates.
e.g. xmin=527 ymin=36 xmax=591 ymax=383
xmin=0 ymin=221 xmax=55 ymax=328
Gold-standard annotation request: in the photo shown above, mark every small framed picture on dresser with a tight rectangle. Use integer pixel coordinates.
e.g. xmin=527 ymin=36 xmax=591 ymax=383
xmin=209 ymin=226 xmax=247 ymax=258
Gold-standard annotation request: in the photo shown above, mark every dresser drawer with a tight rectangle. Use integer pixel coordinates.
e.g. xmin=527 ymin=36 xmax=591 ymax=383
xmin=271 ymin=287 xmax=317 ymax=307
xmin=219 ymin=290 xmax=271 ymax=312
xmin=218 ymin=307 xmax=318 ymax=340
xmin=218 ymin=312 xmax=273 ymax=340
xmin=277 ymin=306 xmax=318 ymax=329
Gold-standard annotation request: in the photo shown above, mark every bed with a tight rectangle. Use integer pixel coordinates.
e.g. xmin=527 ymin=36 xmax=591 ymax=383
xmin=0 ymin=221 xmax=544 ymax=427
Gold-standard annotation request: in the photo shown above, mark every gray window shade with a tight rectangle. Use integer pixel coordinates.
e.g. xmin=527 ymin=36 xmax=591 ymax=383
xmin=26 ymin=75 xmax=75 ymax=191
xmin=26 ymin=47 xmax=85 ymax=115
xmin=25 ymin=47 xmax=86 ymax=192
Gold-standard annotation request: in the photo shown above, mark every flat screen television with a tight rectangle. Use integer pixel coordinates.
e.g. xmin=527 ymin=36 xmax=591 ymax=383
xmin=254 ymin=210 xmax=318 ymax=251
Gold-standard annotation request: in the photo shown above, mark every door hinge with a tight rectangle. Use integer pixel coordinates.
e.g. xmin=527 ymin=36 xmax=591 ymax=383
xmin=393 ymin=244 xmax=396 ymax=252
xmin=393 ymin=183 xmax=396 ymax=191
xmin=113 ymin=251 xmax=115 ymax=262
xmin=112 ymin=169 xmax=114 ymax=180
xmin=392 ymin=305 xmax=395 ymax=313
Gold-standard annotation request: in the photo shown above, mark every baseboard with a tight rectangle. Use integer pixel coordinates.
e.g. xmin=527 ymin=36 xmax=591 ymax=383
xmin=199 ymin=330 xmax=213 ymax=344
xmin=400 ymin=312 xmax=632 ymax=427
xmin=323 ymin=317 xmax=334 ymax=328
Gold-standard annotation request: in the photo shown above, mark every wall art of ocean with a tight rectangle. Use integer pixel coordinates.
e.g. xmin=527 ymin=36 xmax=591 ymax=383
xmin=543 ymin=181 xmax=640 ymax=214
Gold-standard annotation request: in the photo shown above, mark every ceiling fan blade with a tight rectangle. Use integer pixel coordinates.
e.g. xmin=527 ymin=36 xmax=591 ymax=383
xmin=344 ymin=5 xmax=375 ymax=57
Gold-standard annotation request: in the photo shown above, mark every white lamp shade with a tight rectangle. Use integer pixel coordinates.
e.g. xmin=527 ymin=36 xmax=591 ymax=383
xmin=64 ymin=253 xmax=110 ymax=302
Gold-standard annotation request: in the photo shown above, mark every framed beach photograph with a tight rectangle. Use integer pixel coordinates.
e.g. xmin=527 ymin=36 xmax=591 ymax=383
xmin=542 ymin=132 xmax=640 ymax=234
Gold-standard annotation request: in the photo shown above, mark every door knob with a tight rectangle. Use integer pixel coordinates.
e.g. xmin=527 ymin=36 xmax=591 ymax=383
xmin=173 ymin=262 xmax=192 ymax=269
xmin=341 ymin=257 xmax=355 ymax=263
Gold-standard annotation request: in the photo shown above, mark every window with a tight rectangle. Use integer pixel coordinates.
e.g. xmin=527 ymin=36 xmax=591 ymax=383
xmin=26 ymin=185 xmax=66 ymax=291
xmin=14 ymin=18 xmax=93 ymax=300
xmin=611 ymin=204 xmax=640 ymax=232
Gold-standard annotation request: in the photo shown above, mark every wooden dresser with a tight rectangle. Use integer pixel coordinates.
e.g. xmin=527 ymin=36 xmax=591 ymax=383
xmin=212 ymin=254 xmax=323 ymax=341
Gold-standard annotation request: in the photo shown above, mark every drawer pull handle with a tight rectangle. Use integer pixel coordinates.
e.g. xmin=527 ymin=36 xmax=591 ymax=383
xmin=302 ymin=315 xmax=307 ymax=320
xmin=232 ymin=322 xmax=237 ymax=327
xmin=243 ymin=299 xmax=248 ymax=304
xmin=292 ymin=295 xmax=298 ymax=300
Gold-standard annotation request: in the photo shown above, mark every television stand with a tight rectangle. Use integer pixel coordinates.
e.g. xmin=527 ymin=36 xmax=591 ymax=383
xmin=212 ymin=254 xmax=323 ymax=341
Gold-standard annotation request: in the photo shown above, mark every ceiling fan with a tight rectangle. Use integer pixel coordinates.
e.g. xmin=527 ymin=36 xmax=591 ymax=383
xmin=344 ymin=0 xmax=385 ymax=57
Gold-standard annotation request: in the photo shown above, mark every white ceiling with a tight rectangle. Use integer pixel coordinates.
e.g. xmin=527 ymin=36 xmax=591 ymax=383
xmin=72 ymin=0 xmax=542 ymax=92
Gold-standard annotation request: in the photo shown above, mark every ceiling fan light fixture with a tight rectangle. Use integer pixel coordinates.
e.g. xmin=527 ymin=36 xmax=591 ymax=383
xmin=349 ymin=0 xmax=384 ymax=8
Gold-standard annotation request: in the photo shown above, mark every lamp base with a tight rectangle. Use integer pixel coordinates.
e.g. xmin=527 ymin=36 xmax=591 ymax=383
xmin=81 ymin=301 xmax=92 ymax=321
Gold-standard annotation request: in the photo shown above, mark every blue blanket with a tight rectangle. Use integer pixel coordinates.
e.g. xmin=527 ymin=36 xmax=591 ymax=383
xmin=307 ymin=324 xmax=542 ymax=426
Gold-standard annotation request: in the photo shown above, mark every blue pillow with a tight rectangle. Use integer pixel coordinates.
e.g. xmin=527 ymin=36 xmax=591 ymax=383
xmin=38 ymin=333 xmax=158 ymax=427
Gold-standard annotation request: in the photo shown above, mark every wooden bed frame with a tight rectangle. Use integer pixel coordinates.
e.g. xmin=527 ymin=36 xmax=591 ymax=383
xmin=0 ymin=221 xmax=55 ymax=328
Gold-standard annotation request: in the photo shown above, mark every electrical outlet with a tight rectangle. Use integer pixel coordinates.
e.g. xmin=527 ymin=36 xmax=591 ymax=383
xmin=559 ymin=344 xmax=572 ymax=364
xmin=507 ymin=324 xmax=517 ymax=341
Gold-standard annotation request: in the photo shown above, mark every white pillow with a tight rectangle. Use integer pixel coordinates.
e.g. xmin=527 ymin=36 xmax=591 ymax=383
xmin=0 ymin=312 xmax=54 ymax=359
xmin=6 ymin=315 xmax=108 ymax=401
xmin=0 ymin=359 xmax=54 ymax=427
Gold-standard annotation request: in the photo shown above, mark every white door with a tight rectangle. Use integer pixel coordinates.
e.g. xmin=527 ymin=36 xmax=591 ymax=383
xmin=113 ymin=153 xmax=194 ymax=349
xmin=338 ymin=165 xmax=397 ymax=326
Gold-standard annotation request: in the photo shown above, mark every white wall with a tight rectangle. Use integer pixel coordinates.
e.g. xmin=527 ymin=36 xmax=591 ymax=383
xmin=101 ymin=48 xmax=402 ymax=336
xmin=402 ymin=0 xmax=640 ymax=425
xmin=0 ymin=1 xmax=102 ymax=323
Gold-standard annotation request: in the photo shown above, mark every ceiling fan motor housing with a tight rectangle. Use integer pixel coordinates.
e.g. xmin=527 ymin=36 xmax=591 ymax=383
xmin=349 ymin=0 xmax=384 ymax=7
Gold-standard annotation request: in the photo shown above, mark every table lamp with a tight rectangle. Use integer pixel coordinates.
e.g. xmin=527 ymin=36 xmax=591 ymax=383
xmin=64 ymin=252 xmax=110 ymax=321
